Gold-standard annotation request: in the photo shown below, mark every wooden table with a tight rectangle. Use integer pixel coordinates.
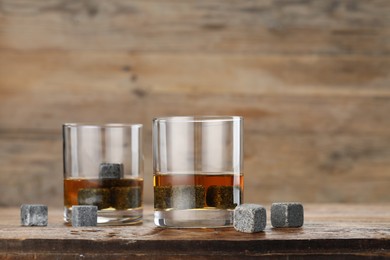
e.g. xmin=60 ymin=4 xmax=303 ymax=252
xmin=0 ymin=204 xmax=389 ymax=259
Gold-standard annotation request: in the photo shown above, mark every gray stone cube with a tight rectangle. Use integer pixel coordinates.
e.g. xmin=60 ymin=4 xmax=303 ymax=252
xmin=233 ymin=204 xmax=266 ymax=233
xmin=20 ymin=204 xmax=48 ymax=226
xmin=171 ymin=185 xmax=205 ymax=210
xmin=206 ymin=185 xmax=238 ymax=209
xmin=271 ymin=202 xmax=304 ymax=228
xmin=154 ymin=185 xmax=205 ymax=210
xmin=111 ymin=187 xmax=142 ymax=210
xmin=72 ymin=205 xmax=98 ymax=227
xmin=77 ymin=188 xmax=111 ymax=210
xmin=99 ymin=163 xmax=124 ymax=179
xmin=154 ymin=186 xmax=172 ymax=209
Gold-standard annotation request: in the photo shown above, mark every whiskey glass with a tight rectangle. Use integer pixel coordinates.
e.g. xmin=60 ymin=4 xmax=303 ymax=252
xmin=153 ymin=116 xmax=243 ymax=228
xmin=63 ymin=123 xmax=143 ymax=225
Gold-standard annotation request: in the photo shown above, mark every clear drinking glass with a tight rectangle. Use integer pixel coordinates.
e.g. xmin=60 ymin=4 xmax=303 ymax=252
xmin=63 ymin=123 xmax=143 ymax=225
xmin=153 ymin=116 xmax=243 ymax=228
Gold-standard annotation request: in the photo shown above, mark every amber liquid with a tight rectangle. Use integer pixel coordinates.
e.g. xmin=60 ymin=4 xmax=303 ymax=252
xmin=154 ymin=173 xmax=243 ymax=209
xmin=64 ymin=178 xmax=143 ymax=209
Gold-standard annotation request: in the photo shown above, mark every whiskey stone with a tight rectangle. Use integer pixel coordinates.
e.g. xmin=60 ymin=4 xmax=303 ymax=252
xmin=78 ymin=188 xmax=111 ymax=210
xmin=206 ymin=185 xmax=238 ymax=209
xmin=20 ymin=204 xmax=48 ymax=226
xmin=154 ymin=186 xmax=172 ymax=209
xmin=171 ymin=185 xmax=205 ymax=210
xmin=271 ymin=202 xmax=304 ymax=228
xmin=111 ymin=187 xmax=142 ymax=210
xmin=72 ymin=205 xmax=97 ymax=227
xmin=233 ymin=204 xmax=266 ymax=233
xmin=99 ymin=163 xmax=124 ymax=179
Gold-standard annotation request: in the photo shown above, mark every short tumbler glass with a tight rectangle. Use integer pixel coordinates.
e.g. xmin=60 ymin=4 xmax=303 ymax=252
xmin=153 ymin=116 xmax=243 ymax=228
xmin=63 ymin=123 xmax=143 ymax=225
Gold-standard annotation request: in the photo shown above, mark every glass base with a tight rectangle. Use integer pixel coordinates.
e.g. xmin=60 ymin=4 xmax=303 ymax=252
xmin=154 ymin=208 xmax=233 ymax=228
xmin=64 ymin=207 xmax=143 ymax=226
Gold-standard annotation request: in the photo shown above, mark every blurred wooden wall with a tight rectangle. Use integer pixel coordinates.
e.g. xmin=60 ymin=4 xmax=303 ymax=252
xmin=0 ymin=0 xmax=389 ymax=206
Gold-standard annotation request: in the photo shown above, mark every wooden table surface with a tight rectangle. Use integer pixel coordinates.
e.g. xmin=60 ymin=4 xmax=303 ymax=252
xmin=0 ymin=204 xmax=389 ymax=259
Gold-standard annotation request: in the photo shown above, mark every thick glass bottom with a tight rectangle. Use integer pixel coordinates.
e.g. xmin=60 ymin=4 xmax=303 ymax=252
xmin=154 ymin=208 xmax=233 ymax=228
xmin=64 ymin=207 xmax=143 ymax=226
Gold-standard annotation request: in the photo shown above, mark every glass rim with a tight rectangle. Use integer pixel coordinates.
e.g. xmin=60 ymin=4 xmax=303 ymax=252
xmin=153 ymin=116 xmax=242 ymax=123
xmin=63 ymin=123 xmax=143 ymax=129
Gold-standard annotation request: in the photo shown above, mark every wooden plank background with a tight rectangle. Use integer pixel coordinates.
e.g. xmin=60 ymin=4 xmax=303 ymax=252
xmin=0 ymin=0 xmax=389 ymax=206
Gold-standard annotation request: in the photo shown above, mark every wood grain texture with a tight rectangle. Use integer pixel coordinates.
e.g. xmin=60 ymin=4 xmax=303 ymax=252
xmin=0 ymin=0 xmax=389 ymax=206
xmin=0 ymin=51 xmax=389 ymax=131
xmin=0 ymin=0 xmax=389 ymax=54
xmin=0 ymin=205 xmax=389 ymax=258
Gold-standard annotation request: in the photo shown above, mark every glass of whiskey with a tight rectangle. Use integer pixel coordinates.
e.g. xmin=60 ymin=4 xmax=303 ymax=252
xmin=153 ymin=116 xmax=243 ymax=228
xmin=63 ymin=123 xmax=143 ymax=225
